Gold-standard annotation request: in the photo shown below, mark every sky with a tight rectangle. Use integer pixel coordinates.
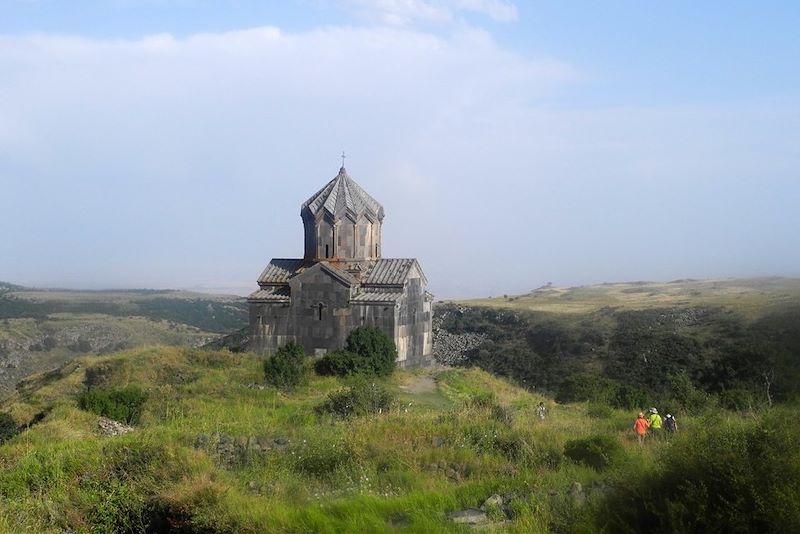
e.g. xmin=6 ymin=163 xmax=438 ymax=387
xmin=1 ymin=0 xmax=798 ymax=298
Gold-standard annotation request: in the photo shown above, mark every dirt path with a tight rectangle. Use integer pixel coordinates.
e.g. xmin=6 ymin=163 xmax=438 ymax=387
xmin=399 ymin=375 xmax=437 ymax=394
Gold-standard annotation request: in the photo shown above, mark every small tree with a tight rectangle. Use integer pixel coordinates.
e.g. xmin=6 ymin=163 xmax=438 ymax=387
xmin=344 ymin=326 xmax=397 ymax=377
xmin=315 ymin=326 xmax=397 ymax=377
xmin=264 ymin=341 xmax=307 ymax=390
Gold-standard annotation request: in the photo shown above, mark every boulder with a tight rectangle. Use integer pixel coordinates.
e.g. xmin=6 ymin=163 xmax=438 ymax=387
xmin=480 ymin=494 xmax=504 ymax=511
xmin=448 ymin=509 xmax=488 ymax=525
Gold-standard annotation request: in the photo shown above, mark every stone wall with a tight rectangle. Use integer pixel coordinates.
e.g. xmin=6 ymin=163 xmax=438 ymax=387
xmin=303 ymin=214 xmax=382 ymax=261
xmin=249 ymin=265 xmax=432 ymax=367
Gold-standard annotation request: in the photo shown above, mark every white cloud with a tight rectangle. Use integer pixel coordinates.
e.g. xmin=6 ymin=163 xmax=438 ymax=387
xmin=0 ymin=23 xmax=796 ymax=296
xmin=0 ymin=24 xmax=575 ymax=293
xmin=340 ymin=0 xmax=517 ymax=26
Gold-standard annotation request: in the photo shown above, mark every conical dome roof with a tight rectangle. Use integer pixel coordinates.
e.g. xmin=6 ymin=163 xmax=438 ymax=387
xmin=302 ymin=167 xmax=385 ymax=221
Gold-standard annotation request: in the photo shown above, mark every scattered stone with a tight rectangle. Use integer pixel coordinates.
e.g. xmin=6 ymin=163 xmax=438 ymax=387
xmin=98 ymin=417 xmax=133 ymax=437
xmin=193 ymin=433 xmax=290 ymax=468
xmin=431 ymin=436 xmax=446 ymax=448
xmin=448 ymin=509 xmax=488 ymax=525
xmin=480 ymin=494 xmax=504 ymax=511
xmin=569 ymin=482 xmax=586 ymax=506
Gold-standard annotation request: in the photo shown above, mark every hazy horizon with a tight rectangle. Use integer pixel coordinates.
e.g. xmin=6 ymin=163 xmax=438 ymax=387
xmin=2 ymin=1 xmax=798 ymax=298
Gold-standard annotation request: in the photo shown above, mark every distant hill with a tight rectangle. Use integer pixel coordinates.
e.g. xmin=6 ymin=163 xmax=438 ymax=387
xmin=438 ymin=277 xmax=800 ymax=408
xmin=0 ymin=281 xmax=27 ymax=291
xmin=0 ymin=284 xmax=248 ymax=399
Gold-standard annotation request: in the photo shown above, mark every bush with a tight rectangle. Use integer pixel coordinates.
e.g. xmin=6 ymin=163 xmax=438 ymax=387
xmin=611 ymin=383 xmax=648 ymax=410
xmin=586 ymin=403 xmax=614 ymax=419
xmin=78 ymin=385 xmax=148 ymax=424
xmin=718 ymin=387 xmax=757 ymax=412
xmin=291 ymin=436 xmax=355 ymax=478
xmin=556 ymin=373 xmax=617 ymax=404
xmin=314 ymin=350 xmax=370 ymax=377
xmin=668 ymin=370 xmax=711 ymax=413
xmin=264 ymin=341 xmax=307 ymax=390
xmin=594 ymin=409 xmax=800 ymax=532
xmin=316 ymin=377 xmax=394 ymax=418
xmin=466 ymin=391 xmax=497 ymax=408
xmin=344 ymin=326 xmax=397 ymax=376
xmin=0 ymin=412 xmax=18 ymax=444
xmin=315 ymin=326 xmax=397 ymax=377
xmin=564 ymin=435 xmax=625 ymax=471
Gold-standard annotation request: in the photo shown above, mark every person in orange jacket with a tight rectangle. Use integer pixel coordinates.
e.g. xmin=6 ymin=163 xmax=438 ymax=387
xmin=633 ymin=411 xmax=650 ymax=444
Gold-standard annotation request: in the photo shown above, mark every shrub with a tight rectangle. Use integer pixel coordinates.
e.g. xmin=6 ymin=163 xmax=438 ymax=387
xmin=718 ymin=387 xmax=757 ymax=412
xmin=564 ymin=435 xmax=625 ymax=471
xmin=556 ymin=373 xmax=617 ymax=404
xmin=78 ymin=385 xmax=148 ymax=424
xmin=668 ymin=370 xmax=711 ymax=413
xmin=264 ymin=341 xmax=307 ymax=390
xmin=0 ymin=412 xmax=18 ymax=444
xmin=345 ymin=326 xmax=397 ymax=376
xmin=314 ymin=350 xmax=370 ymax=377
xmin=466 ymin=391 xmax=497 ymax=408
xmin=291 ymin=436 xmax=355 ymax=478
xmin=586 ymin=403 xmax=614 ymax=419
xmin=611 ymin=383 xmax=648 ymax=410
xmin=315 ymin=326 xmax=397 ymax=377
xmin=491 ymin=404 xmax=514 ymax=426
xmin=316 ymin=377 xmax=394 ymax=418
xmin=594 ymin=409 xmax=800 ymax=532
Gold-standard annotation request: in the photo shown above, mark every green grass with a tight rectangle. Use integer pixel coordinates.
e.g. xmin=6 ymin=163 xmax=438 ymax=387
xmin=462 ymin=277 xmax=800 ymax=319
xmin=444 ymin=277 xmax=800 ymax=408
xmin=0 ymin=346 xmax=797 ymax=533
xmin=0 ymin=314 xmax=222 ymax=399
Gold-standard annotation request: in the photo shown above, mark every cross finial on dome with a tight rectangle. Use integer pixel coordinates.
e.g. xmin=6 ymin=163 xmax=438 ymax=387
xmin=340 ymin=151 xmax=346 ymax=170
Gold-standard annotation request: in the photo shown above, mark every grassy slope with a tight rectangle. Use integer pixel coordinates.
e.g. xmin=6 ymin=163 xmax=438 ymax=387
xmin=461 ymin=277 xmax=800 ymax=319
xmin=4 ymin=346 xmax=794 ymax=533
xmin=0 ymin=347 xmax=800 ymax=533
xmin=0 ymin=287 xmax=247 ymax=333
xmin=0 ymin=316 xmax=216 ymax=399
xmin=0 ymin=286 xmax=248 ymax=400
xmin=448 ymin=277 xmax=800 ymax=402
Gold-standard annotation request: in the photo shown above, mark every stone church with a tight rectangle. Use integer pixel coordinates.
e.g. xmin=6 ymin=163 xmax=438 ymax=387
xmin=248 ymin=165 xmax=433 ymax=367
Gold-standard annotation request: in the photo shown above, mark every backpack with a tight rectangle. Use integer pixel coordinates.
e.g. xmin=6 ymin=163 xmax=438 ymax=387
xmin=664 ymin=416 xmax=677 ymax=432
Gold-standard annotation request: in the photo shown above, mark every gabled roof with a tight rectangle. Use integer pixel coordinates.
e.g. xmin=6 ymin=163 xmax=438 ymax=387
xmin=247 ymin=286 xmax=291 ymax=302
xmin=350 ymin=290 xmax=403 ymax=304
xmin=301 ymin=167 xmax=385 ymax=222
xmin=257 ymin=258 xmax=306 ymax=285
xmin=363 ymin=258 xmax=426 ymax=286
xmin=317 ymin=261 xmax=357 ymax=287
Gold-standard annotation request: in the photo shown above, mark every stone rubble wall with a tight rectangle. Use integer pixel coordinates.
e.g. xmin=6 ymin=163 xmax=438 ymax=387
xmin=431 ymin=306 xmax=488 ymax=366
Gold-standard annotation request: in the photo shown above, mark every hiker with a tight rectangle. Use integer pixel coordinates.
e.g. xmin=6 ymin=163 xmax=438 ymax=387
xmin=664 ymin=413 xmax=677 ymax=434
xmin=633 ymin=412 xmax=650 ymax=444
xmin=648 ymin=407 xmax=663 ymax=439
xmin=536 ymin=401 xmax=547 ymax=420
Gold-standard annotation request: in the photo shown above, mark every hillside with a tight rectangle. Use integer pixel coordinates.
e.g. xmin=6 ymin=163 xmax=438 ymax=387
xmin=0 ymin=284 xmax=248 ymax=399
xmin=0 ymin=346 xmax=797 ymax=532
xmin=438 ymin=278 xmax=800 ymax=408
